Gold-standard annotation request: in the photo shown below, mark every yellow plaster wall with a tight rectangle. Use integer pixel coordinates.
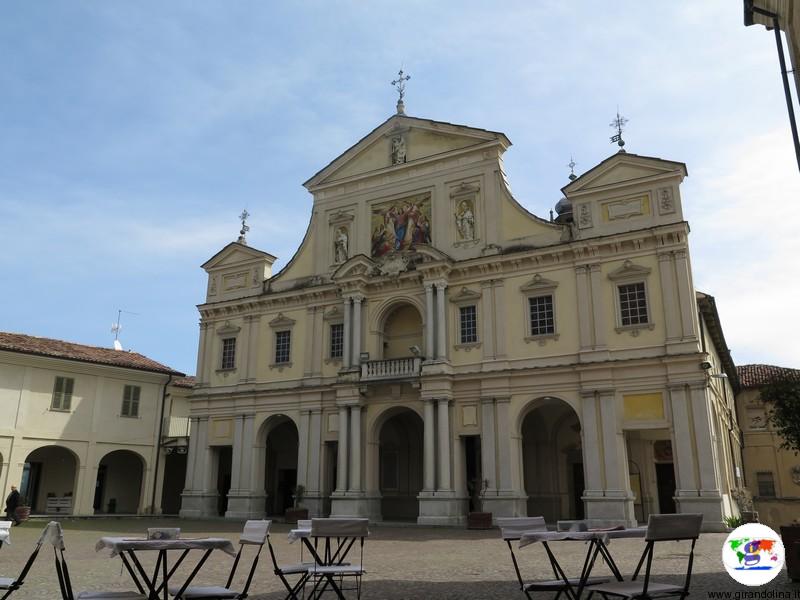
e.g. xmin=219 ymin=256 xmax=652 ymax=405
xmin=623 ymin=393 xmax=665 ymax=421
xmin=272 ymin=213 xmax=316 ymax=281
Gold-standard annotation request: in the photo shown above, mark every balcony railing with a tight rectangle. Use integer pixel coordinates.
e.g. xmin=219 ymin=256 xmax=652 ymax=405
xmin=163 ymin=416 xmax=191 ymax=438
xmin=360 ymin=357 xmax=422 ymax=382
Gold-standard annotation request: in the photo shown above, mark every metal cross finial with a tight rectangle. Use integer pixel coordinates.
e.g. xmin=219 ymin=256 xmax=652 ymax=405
xmin=609 ymin=108 xmax=628 ymax=151
xmin=567 ymin=156 xmax=578 ymax=181
xmin=238 ymin=209 xmax=250 ymax=244
xmin=391 ymin=69 xmax=411 ymax=114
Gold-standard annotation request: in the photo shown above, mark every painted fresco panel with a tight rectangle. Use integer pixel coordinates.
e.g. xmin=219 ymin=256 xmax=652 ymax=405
xmin=370 ymin=193 xmax=432 ymax=257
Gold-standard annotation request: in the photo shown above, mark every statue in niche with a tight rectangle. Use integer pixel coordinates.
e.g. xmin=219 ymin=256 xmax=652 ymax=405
xmin=391 ymin=136 xmax=407 ymax=165
xmin=455 ymin=199 xmax=476 ymax=241
xmin=334 ymin=226 xmax=349 ymax=263
xmin=659 ymin=188 xmax=674 ymax=213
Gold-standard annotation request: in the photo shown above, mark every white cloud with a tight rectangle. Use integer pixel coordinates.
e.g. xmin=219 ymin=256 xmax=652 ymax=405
xmin=686 ymin=128 xmax=800 ymax=367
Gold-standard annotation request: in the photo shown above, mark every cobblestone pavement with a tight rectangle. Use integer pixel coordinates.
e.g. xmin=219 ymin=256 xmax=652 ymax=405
xmin=0 ymin=519 xmax=797 ymax=599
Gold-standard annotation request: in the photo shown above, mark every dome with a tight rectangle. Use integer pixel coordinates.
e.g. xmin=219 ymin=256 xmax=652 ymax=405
xmin=555 ymin=197 xmax=571 ymax=215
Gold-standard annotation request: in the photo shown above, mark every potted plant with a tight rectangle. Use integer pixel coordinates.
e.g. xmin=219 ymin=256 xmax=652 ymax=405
xmin=467 ymin=478 xmax=492 ymax=530
xmin=285 ymin=484 xmax=308 ymax=524
xmin=762 ymin=374 xmax=800 ymax=581
xmin=14 ymin=496 xmax=30 ymax=522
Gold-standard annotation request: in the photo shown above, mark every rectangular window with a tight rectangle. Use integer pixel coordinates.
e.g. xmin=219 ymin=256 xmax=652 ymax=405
xmin=51 ymin=376 xmax=74 ymax=411
xmin=618 ymin=282 xmax=649 ymax=326
xmin=275 ymin=330 xmax=291 ymax=364
xmin=121 ymin=385 xmax=141 ymax=417
xmin=756 ymin=471 xmax=776 ymax=497
xmin=221 ymin=337 xmax=236 ymax=370
xmin=529 ymin=295 xmax=555 ymax=336
xmin=459 ymin=305 xmax=478 ymax=344
xmin=330 ymin=323 xmax=344 ymax=359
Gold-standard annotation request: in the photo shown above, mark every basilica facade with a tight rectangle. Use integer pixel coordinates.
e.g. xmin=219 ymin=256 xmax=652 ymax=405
xmin=180 ymin=109 xmax=741 ymax=531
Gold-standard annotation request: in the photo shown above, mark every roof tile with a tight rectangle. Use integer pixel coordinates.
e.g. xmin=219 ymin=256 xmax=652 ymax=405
xmin=737 ymin=364 xmax=800 ymax=388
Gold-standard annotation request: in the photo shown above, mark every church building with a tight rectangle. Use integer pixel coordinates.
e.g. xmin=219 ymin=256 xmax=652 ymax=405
xmin=180 ymin=98 xmax=741 ymax=531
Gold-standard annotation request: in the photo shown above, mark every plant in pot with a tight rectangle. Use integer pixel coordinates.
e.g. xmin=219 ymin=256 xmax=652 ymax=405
xmin=285 ymin=484 xmax=308 ymax=524
xmin=762 ymin=373 xmax=800 ymax=582
xmin=14 ymin=496 xmax=30 ymax=523
xmin=467 ymin=478 xmax=492 ymax=530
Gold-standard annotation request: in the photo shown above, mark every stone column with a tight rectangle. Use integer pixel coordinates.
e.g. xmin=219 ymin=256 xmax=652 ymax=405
xmin=436 ymin=283 xmax=447 ymax=359
xmin=352 ymin=297 xmax=363 ymax=365
xmin=480 ymin=398 xmax=497 ymax=492
xmin=349 ymin=405 xmax=362 ymax=492
xmin=588 ymin=264 xmax=607 ymax=348
xmin=492 ymin=282 xmax=507 ymax=358
xmin=195 ymin=324 xmax=209 ymax=386
xmin=580 ymin=394 xmax=605 ymax=495
xmin=202 ymin=324 xmax=216 ymax=385
xmin=669 ymin=385 xmax=699 ymax=494
xmin=342 ymin=298 xmax=351 ymax=369
xmin=425 ymin=284 xmax=435 ymax=359
xmin=245 ymin=316 xmax=261 ymax=382
xmin=304 ymin=308 xmax=317 ymax=377
xmin=335 ymin=406 xmax=349 ymax=493
xmin=307 ymin=410 xmax=322 ymax=499
xmin=423 ymin=399 xmax=436 ymax=491
xmin=226 ymin=413 xmax=260 ymax=518
xmin=480 ymin=283 xmax=496 ymax=359
xmin=229 ymin=415 xmax=245 ymax=493
xmin=436 ymin=399 xmax=451 ymax=491
xmin=180 ymin=416 xmax=217 ymax=518
xmin=658 ymin=253 xmax=681 ymax=341
xmin=674 ymin=250 xmax=697 ymax=339
xmin=183 ymin=416 xmax=200 ymax=492
xmin=689 ymin=384 xmax=722 ymax=494
xmin=575 ymin=267 xmax=593 ymax=350
xmin=495 ymin=397 xmax=512 ymax=492
xmin=297 ymin=410 xmax=310 ymax=489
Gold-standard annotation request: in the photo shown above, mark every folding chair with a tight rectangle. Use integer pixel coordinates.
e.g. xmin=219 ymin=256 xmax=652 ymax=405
xmin=167 ymin=520 xmax=271 ymax=599
xmin=587 ymin=513 xmax=703 ymax=600
xmin=499 ymin=517 xmax=608 ymax=600
xmin=306 ymin=518 xmax=369 ymax=600
xmin=0 ymin=521 xmax=10 ymax=549
xmin=267 ymin=526 xmax=312 ymax=600
xmin=45 ymin=521 xmax=146 ymax=600
xmin=0 ymin=521 xmax=49 ymax=599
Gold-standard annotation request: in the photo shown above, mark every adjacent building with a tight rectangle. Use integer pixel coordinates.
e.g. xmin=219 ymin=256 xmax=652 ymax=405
xmin=181 ymin=107 xmax=741 ymax=530
xmin=0 ymin=332 xmax=185 ymax=516
xmin=736 ymin=363 xmax=800 ymax=529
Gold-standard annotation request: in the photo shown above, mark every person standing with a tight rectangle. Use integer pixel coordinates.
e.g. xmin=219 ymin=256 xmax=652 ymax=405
xmin=5 ymin=485 xmax=20 ymax=526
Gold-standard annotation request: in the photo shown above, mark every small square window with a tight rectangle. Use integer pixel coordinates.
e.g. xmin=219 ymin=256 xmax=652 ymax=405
xmin=330 ymin=323 xmax=344 ymax=359
xmin=122 ymin=385 xmax=140 ymax=417
xmin=221 ymin=338 xmax=236 ymax=370
xmin=529 ymin=295 xmax=555 ymax=336
xmin=618 ymin=282 xmax=649 ymax=326
xmin=756 ymin=471 xmax=776 ymax=497
xmin=51 ymin=376 xmax=74 ymax=411
xmin=275 ymin=330 xmax=291 ymax=364
xmin=459 ymin=305 xmax=478 ymax=344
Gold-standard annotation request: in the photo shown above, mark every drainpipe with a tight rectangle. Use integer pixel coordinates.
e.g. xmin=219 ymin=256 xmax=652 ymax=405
xmin=150 ymin=373 xmax=173 ymax=514
xmin=748 ymin=2 xmax=800 ymax=172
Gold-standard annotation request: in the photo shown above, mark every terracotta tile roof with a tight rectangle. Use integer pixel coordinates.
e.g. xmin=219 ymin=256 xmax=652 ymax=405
xmin=172 ymin=375 xmax=196 ymax=388
xmin=0 ymin=331 xmax=183 ymax=376
xmin=737 ymin=364 xmax=800 ymax=388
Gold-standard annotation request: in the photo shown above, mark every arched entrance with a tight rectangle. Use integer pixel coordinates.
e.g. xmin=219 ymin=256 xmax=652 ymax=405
xmin=94 ymin=450 xmax=144 ymax=514
xmin=381 ymin=304 xmax=423 ymax=359
xmin=520 ymin=398 xmax=584 ymax=522
xmin=264 ymin=418 xmax=298 ymax=517
xmin=378 ymin=408 xmax=423 ymax=521
xmin=22 ymin=446 xmax=78 ymax=514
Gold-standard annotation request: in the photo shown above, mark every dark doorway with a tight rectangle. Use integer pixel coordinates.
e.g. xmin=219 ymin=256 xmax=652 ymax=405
xmin=93 ymin=465 xmax=107 ymax=510
xmin=161 ymin=452 xmax=187 ymax=514
xmin=655 ymin=463 xmax=677 ymax=514
xmin=572 ymin=463 xmax=585 ymax=520
xmin=21 ymin=462 xmax=42 ymax=512
xmin=216 ymin=446 xmax=232 ymax=516
xmin=277 ymin=468 xmax=297 ymax=515
xmin=323 ymin=441 xmax=337 ymax=517
xmin=379 ymin=410 xmax=423 ymax=521
xmin=464 ymin=436 xmax=482 ymax=512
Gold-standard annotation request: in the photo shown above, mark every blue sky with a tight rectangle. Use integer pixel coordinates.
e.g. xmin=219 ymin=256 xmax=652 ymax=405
xmin=1 ymin=1 xmax=799 ymax=375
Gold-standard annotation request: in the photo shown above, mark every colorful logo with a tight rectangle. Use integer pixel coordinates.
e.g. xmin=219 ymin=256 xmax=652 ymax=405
xmin=722 ymin=523 xmax=785 ymax=586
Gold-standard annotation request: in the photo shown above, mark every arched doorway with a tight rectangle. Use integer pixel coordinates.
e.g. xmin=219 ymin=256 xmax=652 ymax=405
xmin=22 ymin=446 xmax=78 ymax=514
xmin=382 ymin=304 xmax=423 ymax=359
xmin=264 ymin=418 xmax=298 ymax=517
xmin=520 ymin=398 xmax=584 ymax=522
xmin=94 ymin=450 xmax=144 ymax=514
xmin=378 ymin=409 xmax=424 ymax=521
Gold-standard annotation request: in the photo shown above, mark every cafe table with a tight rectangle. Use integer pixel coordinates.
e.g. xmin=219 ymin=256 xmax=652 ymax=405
xmin=95 ymin=536 xmax=237 ymax=600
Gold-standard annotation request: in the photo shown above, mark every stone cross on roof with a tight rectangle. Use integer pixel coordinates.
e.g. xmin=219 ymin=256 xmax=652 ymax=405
xmin=391 ymin=69 xmax=411 ymax=115
xmin=237 ymin=209 xmax=250 ymax=245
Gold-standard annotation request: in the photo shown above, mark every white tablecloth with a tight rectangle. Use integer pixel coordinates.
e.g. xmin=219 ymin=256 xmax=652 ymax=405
xmin=287 ymin=528 xmax=311 ymax=543
xmin=0 ymin=530 xmax=10 ymax=546
xmin=519 ymin=527 xmax=647 ymax=548
xmin=95 ymin=536 xmax=237 ymax=557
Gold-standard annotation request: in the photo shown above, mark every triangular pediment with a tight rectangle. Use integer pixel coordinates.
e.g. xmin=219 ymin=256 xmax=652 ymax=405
xmin=563 ymin=153 xmax=687 ymax=196
xmin=331 ymin=254 xmax=376 ymax=281
xmin=304 ymin=114 xmax=510 ymax=189
xmin=201 ymin=242 xmax=276 ymax=272
xmin=607 ymin=260 xmax=652 ymax=281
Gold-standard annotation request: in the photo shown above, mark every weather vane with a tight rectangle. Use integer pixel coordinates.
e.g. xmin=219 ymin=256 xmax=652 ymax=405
xmin=610 ymin=109 xmax=628 ymax=151
xmin=391 ymin=69 xmax=411 ymax=115
xmin=238 ymin=209 xmax=250 ymax=244
xmin=567 ymin=155 xmax=578 ymax=181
